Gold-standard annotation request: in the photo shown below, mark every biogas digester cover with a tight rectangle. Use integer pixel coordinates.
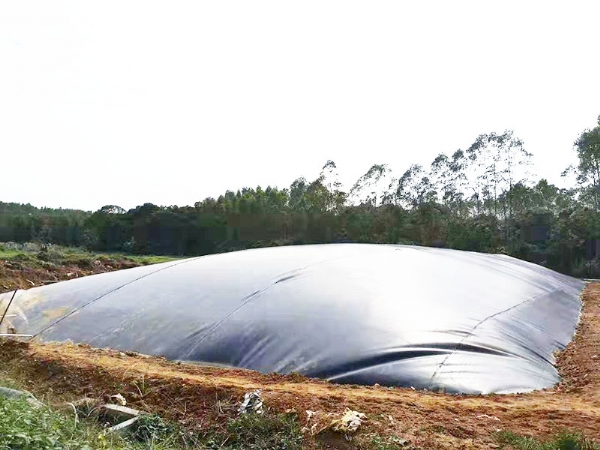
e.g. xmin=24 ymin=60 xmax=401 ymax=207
xmin=0 ymin=244 xmax=584 ymax=394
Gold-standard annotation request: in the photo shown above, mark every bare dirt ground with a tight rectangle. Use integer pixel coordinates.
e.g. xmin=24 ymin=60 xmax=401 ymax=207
xmin=1 ymin=283 xmax=600 ymax=449
xmin=0 ymin=258 xmax=138 ymax=292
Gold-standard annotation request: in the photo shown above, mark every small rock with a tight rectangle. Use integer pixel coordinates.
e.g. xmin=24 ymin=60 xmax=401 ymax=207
xmin=0 ymin=387 xmax=43 ymax=408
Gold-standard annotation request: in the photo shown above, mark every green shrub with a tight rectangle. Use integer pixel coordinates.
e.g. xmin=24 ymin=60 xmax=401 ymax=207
xmin=130 ymin=414 xmax=178 ymax=443
xmin=200 ymin=412 xmax=304 ymax=450
xmin=0 ymin=394 xmax=304 ymax=450
xmin=496 ymin=430 xmax=600 ymax=450
xmin=222 ymin=412 xmax=303 ymax=450
xmin=37 ymin=248 xmax=66 ymax=265
xmin=0 ymin=396 xmax=129 ymax=450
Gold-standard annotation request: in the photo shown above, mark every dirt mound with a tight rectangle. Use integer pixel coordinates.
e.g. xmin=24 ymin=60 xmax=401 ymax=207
xmin=1 ymin=283 xmax=599 ymax=449
xmin=0 ymin=257 xmax=138 ymax=293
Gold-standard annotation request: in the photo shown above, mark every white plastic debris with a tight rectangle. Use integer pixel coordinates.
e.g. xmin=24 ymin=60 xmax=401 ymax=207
xmin=107 ymin=416 xmax=139 ymax=433
xmin=110 ymin=394 xmax=127 ymax=406
xmin=477 ymin=414 xmax=500 ymax=421
xmin=330 ymin=408 xmax=367 ymax=434
xmin=238 ymin=389 xmax=263 ymax=414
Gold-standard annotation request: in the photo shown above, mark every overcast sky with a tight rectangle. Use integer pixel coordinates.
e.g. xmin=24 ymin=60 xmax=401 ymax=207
xmin=1 ymin=1 xmax=599 ymax=211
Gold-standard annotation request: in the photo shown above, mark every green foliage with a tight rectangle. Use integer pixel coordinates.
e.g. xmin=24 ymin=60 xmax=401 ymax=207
xmin=496 ymin=430 xmax=600 ymax=450
xmin=367 ymin=433 xmax=409 ymax=449
xmin=2 ymin=392 xmax=599 ymax=450
xmin=3 ymin=120 xmax=600 ymax=276
xmin=570 ymin=116 xmax=600 ymax=210
xmin=0 ymin=396 xmax=129 ymax=450
xmin=0 ymin=243 xmax=179 ymax=272
xmin=214 ymin=412 xmax=304 ymax=450
xmin=129 ymin=414 xmax=180 ymax=443
xmin=0 ymin=394 xmax=305 ymax=450
xmin=125 ymin=255 xmax=181 ymax=265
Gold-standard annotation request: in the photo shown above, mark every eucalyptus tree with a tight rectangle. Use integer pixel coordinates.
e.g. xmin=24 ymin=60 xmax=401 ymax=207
xmin=564 ymin=116 xmax=600 ymax=211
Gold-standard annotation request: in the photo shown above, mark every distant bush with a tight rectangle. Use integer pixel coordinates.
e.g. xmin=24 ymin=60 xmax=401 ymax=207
xmin=36 ymin=247 xmax=66 ymax=265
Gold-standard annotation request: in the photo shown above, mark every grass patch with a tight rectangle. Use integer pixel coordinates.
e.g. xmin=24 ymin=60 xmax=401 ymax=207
xmin=0 ymin=392 xmax=304 ymax=450
xmin=0 ymin=396 xmax=133 ymax=450
xmin=127 ymin=411 xmax=304 ymax=450
xmin=366 ymin=433 xmax=409 ymax=449
xmin=214 ymin=412 xmax=304 ymax=450
xmin=122 ymin=254 xmax=181 ymax=265
xmin=496 ymin=430 xmax=600 ymax=450
xmin=0 ymin=249 xmax=25 ymax=260
xmin=0 ymin=242 xmax=180 ymax=269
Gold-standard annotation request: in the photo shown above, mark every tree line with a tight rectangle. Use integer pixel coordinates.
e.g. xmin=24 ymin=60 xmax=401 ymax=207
xmin=2 ymin=117 xmax=600 ymax=277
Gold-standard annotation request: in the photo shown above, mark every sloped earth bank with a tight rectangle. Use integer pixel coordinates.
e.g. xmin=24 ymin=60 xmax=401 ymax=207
xmin=0 ymin=258 xmax=139 ymax=293
xmin=1 ymin=284 xmax=599 ymax=449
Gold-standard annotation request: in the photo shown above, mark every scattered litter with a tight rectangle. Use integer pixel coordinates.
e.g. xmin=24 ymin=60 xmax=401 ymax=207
xmin=69 ymin=397 xmax=98 ymax=418
xmin=390 ymin=436 xmax=409 ymax=447
xmin=310 ymin=423 xmax=319 ymax=434
xmin=110 ymin=394 xmax=127 ymax=406
xmin=101 ymin=404 xmax=140 ymax=420
xmin=303 ymin=409 xmax=367 ymax=435
xmin=477 ymin=414 xmax=500 ymax=421
xmin=238 ymin=389 xmax=263 ymax=414
xmin=330 ymin=408 xmax=366 ymax=434
xmin=107 ymin=416 xmax=140 ymax=433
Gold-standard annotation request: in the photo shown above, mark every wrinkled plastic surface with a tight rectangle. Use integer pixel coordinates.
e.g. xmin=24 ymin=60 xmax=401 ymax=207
xmin=0 ymin=244 xmax=584 ymax=394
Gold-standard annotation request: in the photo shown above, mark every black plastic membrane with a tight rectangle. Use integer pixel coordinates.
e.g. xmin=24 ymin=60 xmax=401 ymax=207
xmin=0 ymin=244 xmax=584 ymax=394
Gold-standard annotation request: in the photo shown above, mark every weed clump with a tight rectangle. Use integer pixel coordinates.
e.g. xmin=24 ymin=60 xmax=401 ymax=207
xmin=496 ymin=430 xmax=600 ymax=450
xmin=0 ymin=394 xmax=305 ymax=450
xmin=221 ymin=412 xmax=303 ymax=449
xmin=0 ymin=396 xmax=128 ymax=449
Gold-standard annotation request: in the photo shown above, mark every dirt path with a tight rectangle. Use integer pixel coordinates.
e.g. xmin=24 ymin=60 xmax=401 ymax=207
xmin=2 ymin=283 xmax=600 ymax=449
